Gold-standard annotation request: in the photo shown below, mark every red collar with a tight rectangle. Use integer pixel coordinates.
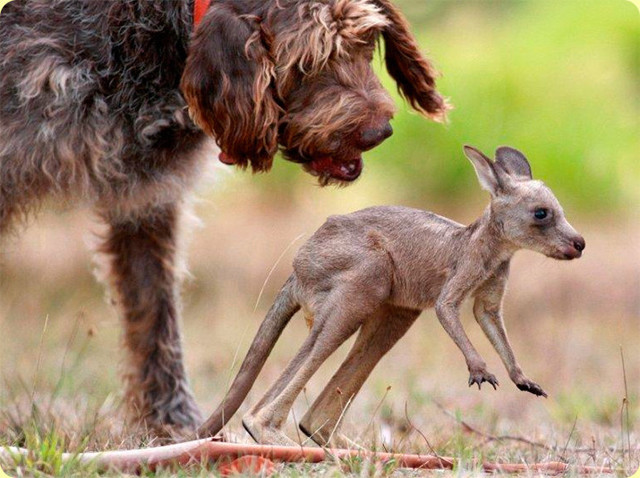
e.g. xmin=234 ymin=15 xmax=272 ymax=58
xmin=194 ymin=0 xmax=211 ymax=27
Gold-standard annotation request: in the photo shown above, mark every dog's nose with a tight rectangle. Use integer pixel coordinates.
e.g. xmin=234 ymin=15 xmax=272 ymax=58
xmin=573 ymin=236 xmax=585 ymax=252
xmin=358 ymin=122 xmax=393 ymax=151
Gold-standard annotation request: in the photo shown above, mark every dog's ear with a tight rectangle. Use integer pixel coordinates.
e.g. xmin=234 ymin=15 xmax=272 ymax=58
xmin=373 ymin=0 xmax=449 ymax=121
xmin=181 ymin=4 xmax=280 ymax=172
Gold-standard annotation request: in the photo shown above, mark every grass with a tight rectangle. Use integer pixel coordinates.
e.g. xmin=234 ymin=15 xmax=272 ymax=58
xmin=0 ymin=205 xmax=638 ymax=476
xmin=1 ymin=390 xmax=635 ymax=476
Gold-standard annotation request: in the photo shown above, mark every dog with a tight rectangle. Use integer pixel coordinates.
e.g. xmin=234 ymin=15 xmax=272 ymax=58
xmin=196 ymin=146 xmax=585 ymax=446
xmin=0 ymin=0 xmax=447 ymax=434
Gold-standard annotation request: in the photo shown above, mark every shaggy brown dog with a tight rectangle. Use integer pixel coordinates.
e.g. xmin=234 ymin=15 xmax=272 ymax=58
xmin=0 ymin=0 xmax=447 ymax=435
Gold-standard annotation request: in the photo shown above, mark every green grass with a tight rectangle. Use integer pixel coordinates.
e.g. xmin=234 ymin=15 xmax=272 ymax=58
xmin=1 ymin=393 xmax=635 ymax=476
xmin=1 ymin=211 xmax=638 ymax=477
xmin=1 ymin=305 xmax=637 ymax=476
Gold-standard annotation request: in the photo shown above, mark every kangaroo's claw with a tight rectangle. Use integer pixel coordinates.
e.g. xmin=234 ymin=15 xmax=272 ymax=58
xmin=516 ymin=379 xmax=548 ymax=397
xmin=468 ymin=371 xmax=499 ymax=390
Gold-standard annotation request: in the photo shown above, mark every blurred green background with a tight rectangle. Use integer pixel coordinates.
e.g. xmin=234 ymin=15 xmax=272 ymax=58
xmin=256 ymin=0 xmax=639 ymax=214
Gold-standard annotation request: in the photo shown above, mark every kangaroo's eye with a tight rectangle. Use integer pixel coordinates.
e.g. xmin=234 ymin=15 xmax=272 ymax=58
xmin=534 ymin=208 xmax=548 ymax=220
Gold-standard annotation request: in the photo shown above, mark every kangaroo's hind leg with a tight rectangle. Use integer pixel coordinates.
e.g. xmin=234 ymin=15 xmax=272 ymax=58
xmin=243 ymin=281 xmax=390 ymax=445
xmin=299 ymin=306 xmax=419 ymax=447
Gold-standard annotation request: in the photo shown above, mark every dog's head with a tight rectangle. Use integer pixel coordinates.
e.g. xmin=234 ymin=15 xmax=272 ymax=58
xmin=181 ymin=0 xmax=448 ymax=185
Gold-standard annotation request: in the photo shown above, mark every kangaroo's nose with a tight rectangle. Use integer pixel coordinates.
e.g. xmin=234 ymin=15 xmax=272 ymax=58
xmin=358 ymin=122 xmax=393 ymax=151
xmin=573 ymin=236 xmax=585 ymax=252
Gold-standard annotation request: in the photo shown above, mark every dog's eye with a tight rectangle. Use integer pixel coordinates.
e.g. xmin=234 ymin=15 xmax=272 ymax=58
xmin=534 ymin=208 xmax=548 ymax=220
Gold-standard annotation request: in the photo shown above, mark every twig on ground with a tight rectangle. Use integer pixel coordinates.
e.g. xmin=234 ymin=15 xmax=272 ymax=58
xmin=289 ymin=407 xmax=305 ymax=447
xmin=403 ymin=401 xmax=453 ymax=470
xmin=326 ymin=389 xmax=353 ymax=446
xmin=253 ymin=233 xmax=305 ymax=313
xmin=0 ymin=439 xmax=618 ymax=474
xmin=432 ymin=399 xmax=556 ymax=450
xmin=31 ymin=315 xmax=50 ymax=405
xmin=357 ymin=385 xmax=391 ymax=446
xmin=620 ymin=346 xmax=632 ymax=467
xmin=558 ymin=415 xmax=578 ymax=463
xmin=432 ymin=399 xmax=618 ymax=454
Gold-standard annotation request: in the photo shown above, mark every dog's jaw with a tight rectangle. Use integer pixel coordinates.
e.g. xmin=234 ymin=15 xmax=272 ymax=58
xmin=308 ymin=156 xmax=363 ymax=182
xmin=218 ymin=150 xmax=363 ymax=183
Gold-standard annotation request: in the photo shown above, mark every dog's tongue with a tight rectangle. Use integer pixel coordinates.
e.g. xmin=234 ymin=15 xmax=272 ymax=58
xmin=219 ymin=152 xmax=236 ymax=165
xmin=309 ymin=156 xmax=362 ymax=181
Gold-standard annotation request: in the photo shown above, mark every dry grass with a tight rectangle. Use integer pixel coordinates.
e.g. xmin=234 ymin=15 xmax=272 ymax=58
xmin=1 ymin=177 xmax=638 ymax=476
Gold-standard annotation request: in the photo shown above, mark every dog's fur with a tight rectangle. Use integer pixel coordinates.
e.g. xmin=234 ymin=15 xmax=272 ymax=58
xmin=196 ymin=146 xmax=585 ymax=446
xmin=0 ymin=0 xmax=446 ymax=434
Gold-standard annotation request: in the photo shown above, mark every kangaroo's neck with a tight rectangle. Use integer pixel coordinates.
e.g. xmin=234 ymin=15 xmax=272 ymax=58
xmin=464 ymin=205 xmax=517 ymax=271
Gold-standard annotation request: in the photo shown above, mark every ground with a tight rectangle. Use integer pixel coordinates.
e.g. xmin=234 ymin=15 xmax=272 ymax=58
xmin=0 ymin=176 xmax=638 ymax=476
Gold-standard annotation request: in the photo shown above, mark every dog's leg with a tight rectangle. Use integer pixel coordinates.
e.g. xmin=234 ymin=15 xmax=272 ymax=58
xmin=99 ymin=202 xmax=201 ymax=436
xmin=299 ymin=306 xmax=419 ymax=447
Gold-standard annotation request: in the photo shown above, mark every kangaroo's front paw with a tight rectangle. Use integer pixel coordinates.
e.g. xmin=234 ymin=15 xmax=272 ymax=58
xmin=468 ymin=369 xmax=499 ymax=390
xmin=515 ymin=378 xmax=547 ymax=397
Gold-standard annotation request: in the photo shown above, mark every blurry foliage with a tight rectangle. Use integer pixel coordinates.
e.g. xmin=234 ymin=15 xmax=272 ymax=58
xmin=261 ymin=0 xmax=639 ymax=213
xmin=551 ymin=389 xmax=638 ymax=427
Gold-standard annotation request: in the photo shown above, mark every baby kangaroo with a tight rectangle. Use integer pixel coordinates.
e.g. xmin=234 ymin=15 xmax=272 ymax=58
xmin=198 ymin=145 xmax=585 ymax=446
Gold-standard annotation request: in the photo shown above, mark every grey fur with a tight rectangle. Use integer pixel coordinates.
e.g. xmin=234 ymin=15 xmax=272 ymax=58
xmin=1 ymin=0 xmax=205 ymax=436
xmin=0 ymin=1 xmax=202 ymax=226
xmin=197 ymin=145 xmax=585 ymax=445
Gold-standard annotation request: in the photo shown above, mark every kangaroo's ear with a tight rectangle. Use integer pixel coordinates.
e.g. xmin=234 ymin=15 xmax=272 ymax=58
xmin=463 ymin=145 xmax=502 ymax=196
xmin=372 ymin=0 xmax=449 ymax=121
xmin=181 ymin=4 xmax=281 ymax=172
xmin=495 ymin=146 xmax=533 ymax=180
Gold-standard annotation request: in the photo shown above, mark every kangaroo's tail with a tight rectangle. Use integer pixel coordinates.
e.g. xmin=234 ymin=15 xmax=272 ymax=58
xmin=196 ymin=275 xmax=300 ymax=438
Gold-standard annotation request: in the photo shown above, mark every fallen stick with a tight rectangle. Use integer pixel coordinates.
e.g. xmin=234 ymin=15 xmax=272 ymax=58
xmin=1 ymin=439 xmax=615 ymax=474
xmin=432 ymin=399 xmax=610 ymax=455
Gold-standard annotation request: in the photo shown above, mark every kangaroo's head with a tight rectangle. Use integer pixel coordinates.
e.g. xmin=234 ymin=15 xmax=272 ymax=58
xmin=464 ymin=145 xmax=585 ymax=260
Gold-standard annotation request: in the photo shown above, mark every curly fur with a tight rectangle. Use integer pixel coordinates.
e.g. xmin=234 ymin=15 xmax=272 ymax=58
xmin=0 ymin=0 xmax=447 ymax=435
xmin=182 ymin=0 xmax=449 ymax=183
